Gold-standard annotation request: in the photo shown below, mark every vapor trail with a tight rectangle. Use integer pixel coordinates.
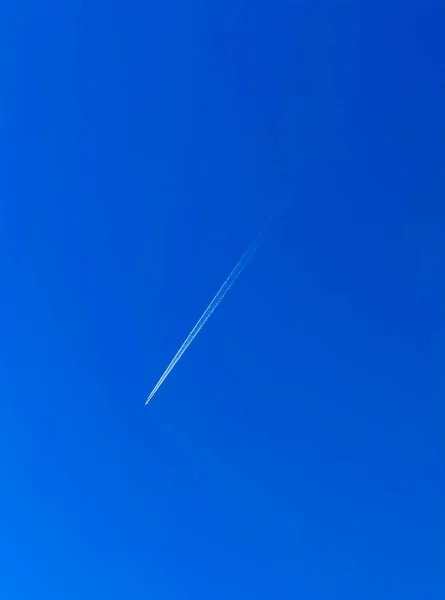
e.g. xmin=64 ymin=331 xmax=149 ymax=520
xmin=145 ymin=232 xmax=263 ymax=404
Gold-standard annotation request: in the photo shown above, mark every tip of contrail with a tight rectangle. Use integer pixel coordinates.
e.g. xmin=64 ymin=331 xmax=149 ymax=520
xmin=145 ymin=390 xmax=156 ymax=405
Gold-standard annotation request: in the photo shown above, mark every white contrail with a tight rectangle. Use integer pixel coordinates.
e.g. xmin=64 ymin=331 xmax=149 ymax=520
xmin=145 ymin=232 xmax=263 ymax=404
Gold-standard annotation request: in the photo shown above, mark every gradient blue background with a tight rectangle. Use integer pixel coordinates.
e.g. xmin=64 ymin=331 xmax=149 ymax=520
xmin=1 ymin=1 xmax=444 ymax=598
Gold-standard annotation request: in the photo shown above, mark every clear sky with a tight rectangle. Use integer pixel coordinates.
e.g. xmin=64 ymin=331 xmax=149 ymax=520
xmin=1 ymin=1 xmax=444 ymax=598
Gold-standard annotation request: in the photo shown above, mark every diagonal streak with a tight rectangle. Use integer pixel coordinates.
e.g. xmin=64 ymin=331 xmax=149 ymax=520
xmin=145 ymin=233 xmax=262 ymax=404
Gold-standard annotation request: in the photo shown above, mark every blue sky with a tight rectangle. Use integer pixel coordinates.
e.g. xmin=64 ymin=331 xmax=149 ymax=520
xmin=1 ymin=1 xmax=444 ymax=598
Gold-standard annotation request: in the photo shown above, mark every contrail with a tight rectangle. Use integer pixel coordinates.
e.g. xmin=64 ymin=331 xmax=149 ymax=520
xmin=145 ymin=231 xmax=263 ymax=404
